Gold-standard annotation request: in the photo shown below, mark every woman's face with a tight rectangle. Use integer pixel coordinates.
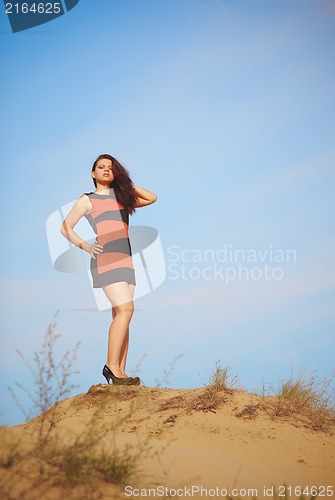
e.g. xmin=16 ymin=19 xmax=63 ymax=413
xmin=92 ymin=158 xmax=114 ymax=185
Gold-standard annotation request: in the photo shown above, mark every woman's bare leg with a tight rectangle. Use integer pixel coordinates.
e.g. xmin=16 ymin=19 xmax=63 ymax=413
xmin=119 ymin=330 xmax=129 ymax=376
xmin=111 ymin=306 xmax=129 ymax=376
xmin=102 ymin=282 xmax=134 ymax=378
xmin=119 ymin=284 xmax=135 ymax=375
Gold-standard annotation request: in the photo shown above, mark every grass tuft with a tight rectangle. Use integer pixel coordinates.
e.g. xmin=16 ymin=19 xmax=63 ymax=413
xmin=187 ymin=361 xmax=237 ymax=413
xmin=269 ymin=369 xmax=335 ymax=432
xmin=1 ymin=314 xmax=159 ymax=498
xmin=208 ymin=362 xmax=238 ymax=390
xmin=8 ymin=311 xmax=81 ymax=422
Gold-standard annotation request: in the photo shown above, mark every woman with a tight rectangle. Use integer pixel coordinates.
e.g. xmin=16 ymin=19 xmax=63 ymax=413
xmin=60 ymin=154 xmax=157 ymax=386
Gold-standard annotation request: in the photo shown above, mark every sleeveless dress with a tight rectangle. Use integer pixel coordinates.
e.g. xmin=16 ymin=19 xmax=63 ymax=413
xmin=84 ymin=191 xmax=136 ymax=288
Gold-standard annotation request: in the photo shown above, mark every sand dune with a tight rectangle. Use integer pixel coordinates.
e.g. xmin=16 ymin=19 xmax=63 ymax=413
xmin=0 ymin=384 xmax=334 ymax=499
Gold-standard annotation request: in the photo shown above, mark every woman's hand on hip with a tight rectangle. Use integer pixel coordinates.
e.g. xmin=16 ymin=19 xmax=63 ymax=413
xmin=89 ymin=241 xmax=103 ymax=259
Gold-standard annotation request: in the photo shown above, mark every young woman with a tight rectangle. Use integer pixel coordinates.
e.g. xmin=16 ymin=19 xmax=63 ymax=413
xmin=60 ymin=154 xmax=157 ymax=386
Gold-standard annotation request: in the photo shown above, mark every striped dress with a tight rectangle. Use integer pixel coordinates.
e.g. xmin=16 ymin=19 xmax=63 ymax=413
xmin=84 ymin=190 xmax=136 ymax=288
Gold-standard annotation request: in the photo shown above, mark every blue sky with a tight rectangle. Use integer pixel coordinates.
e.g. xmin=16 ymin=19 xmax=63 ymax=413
xmin=0 ymin=0 xmax=334 ymax=425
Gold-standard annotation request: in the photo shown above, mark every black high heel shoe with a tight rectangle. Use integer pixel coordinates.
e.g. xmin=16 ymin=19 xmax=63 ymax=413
xmin=131 ymin=375 xmax=141 ymax=385
xmin=102 ymin=365 xmax=137 ymax=386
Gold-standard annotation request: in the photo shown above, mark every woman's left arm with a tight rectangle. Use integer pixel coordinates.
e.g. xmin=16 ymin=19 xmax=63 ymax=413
xmin=133 ymin=186 xmax=158 ymax=207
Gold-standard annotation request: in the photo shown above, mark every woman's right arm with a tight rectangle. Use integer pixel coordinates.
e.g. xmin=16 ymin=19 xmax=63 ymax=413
xmin=60 ymin=195 xmax=103 ymax=258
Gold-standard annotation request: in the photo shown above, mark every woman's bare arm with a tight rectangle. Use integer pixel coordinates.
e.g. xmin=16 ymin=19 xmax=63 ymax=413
xmin=133 ymin=186 xmax=158 ymax=207
xmin=60 ymin=195 xmax=103 ymax=258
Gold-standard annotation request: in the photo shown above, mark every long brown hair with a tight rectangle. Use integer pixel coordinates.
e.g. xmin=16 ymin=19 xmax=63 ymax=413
xmin=91 ymin=154 xmax=137 ymax=214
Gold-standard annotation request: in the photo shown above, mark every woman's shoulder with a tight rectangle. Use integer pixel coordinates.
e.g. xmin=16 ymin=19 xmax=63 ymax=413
xmin=75 ymin=193 xmax=93 ymax=216
xmin=76 ymin=193 xmax=93 ymax=208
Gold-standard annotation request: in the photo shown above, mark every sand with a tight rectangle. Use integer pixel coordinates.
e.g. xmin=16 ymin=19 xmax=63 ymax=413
xmin=0 ymin=384 xmax=334 ymax=499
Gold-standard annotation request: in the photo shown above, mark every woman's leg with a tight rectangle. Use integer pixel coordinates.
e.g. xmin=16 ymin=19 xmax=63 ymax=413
xmin=102 ymin=282 xmax=134 ymax=378
xmin=119 ymin=284 xmax=135 ymax=375
xmin=119 ymin=329 xmax=129 ymax=376
xmin=111 ymin=306 xmax=129 ymax=376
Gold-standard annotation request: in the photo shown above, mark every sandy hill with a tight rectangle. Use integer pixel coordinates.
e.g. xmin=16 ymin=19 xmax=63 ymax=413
xmin=0 ymin=384 xmax=334 ymax=499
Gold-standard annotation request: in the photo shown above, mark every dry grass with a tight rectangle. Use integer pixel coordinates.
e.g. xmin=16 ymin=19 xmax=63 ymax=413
xmin=8 ymin=311 xmax=80 ymax=422
xmin=2 ymin=329 xmax=334 ymax=499
xmin=235 ymin=402 xmax=262 ymax=420
xmin=0 ymin=316 xmax=164 ymax=499
xmin=186 ymin=362 xmax=236 ymax=413
xmin=234 ymin=370 xmax=335 ymax=432
xmin=0 ymin=386 xmax=162 ymax=499
xmin=208 ymin=362 xmax=239 ymax=390
xmin=187 ymin=384 xmax=232 ymax=413
xmin=267 ymin=369 xmax=335 ymax=432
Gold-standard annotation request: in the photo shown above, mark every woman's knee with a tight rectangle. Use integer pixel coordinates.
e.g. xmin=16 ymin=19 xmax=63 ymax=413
xmin=112 ymin=306 xmax=116 ymax=319
xmin=114 ymin=301 xmax=134 ymax=317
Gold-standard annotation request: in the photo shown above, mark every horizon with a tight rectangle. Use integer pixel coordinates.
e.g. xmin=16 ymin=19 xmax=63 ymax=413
xmin=1 ymin=0 xmax=334 ymax=426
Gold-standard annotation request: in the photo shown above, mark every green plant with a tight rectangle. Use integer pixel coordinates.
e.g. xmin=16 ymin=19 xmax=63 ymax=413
xmin=43 ymin=393 xmax=150 ymax=489
xmin=1 ymin=328 xmax=172 ymax=498
xmin=8 ymin=311 xmax=81 ymax=421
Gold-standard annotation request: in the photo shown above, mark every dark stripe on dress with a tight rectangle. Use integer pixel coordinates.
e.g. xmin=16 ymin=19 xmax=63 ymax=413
xmin=90 ymin=265 xmax=136 ymax=287
xmin=103 ymin=238 xmax=132 ymax=254
xmin=84 ymin=191 xmax=136 ymax=288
